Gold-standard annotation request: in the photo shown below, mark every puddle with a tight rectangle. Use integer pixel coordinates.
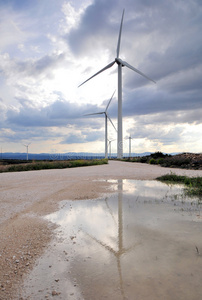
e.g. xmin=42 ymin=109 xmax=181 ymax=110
xmin=21 ymin=180 xmax=202 ymax=300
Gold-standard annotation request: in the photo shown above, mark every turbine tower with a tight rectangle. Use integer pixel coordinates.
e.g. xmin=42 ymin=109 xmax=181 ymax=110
xmin=84 ymin=91 xmax=116 ymax=159
xmin=79 ymin=10 xmax=156 ymax=159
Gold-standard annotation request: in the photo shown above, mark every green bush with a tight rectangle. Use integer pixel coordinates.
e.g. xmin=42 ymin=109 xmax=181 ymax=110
xmin=150 ymin=152 xmax=167 ymax=159
xmin=149 ymin=158 xmax=157 ymax=164
xmin=157 ymin=158 xmax=164 ymax=165
xmin=140 ymin=156 xmax=148 ymax=163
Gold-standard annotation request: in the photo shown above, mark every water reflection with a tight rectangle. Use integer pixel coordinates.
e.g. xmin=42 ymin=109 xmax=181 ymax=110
xmin=21 ymin=180 xmax=202 ymax=300
xmin=82 ymin=180 xmax=139 ymax=299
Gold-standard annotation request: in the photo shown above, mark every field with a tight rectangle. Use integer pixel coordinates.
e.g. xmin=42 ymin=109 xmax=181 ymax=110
xmin=0 ymin=158 xmax=108 ymax=173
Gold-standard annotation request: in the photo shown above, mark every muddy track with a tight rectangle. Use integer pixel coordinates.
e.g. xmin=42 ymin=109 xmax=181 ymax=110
xmin=0 ymin=161 xmax=201 ymax=299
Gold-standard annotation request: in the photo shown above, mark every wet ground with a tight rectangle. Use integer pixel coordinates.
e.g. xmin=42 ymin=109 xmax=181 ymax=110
xmin=20 ymin=180 xmax=202 ymax=300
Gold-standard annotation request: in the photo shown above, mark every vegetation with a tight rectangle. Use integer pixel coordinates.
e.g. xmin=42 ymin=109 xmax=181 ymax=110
xmin=124 ymin=152 xmax=202 ymax=170
xmin=156 ymin=173 xmax=202 ymax=198
xmin=149 ymin=158 xmax=157 ymax=165
xmin=0 ymin=159 xmax=108 ymax=173
xmin=124 ymin=152 xmax=170 ymax=164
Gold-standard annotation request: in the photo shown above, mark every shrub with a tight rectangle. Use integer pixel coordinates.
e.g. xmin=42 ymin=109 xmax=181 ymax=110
xmin=149 ymin=158 xmax=157 ymax=164
xmin=157 ymin=158 xmax=164 ymax=165
xmin=150 ymin=152 xmax=167 ymax=159
xmin=140 ymin=156 xmax=148 ymax=163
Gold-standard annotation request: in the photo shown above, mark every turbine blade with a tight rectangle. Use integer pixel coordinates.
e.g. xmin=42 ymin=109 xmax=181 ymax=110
xmin=105 ymin=90 xmax=116 ymax=112
xmin=117 ymin=9 xmax=125 ymax=58
xmin=121 ymin=59 xmax=156 ymax=83
xmin=78 ymin=61 xmax=115 ymax=87
xmin=107 ymin=115 xmax=117 ymax=132
xmin=84 ymin=112 xmax=104 ymax=116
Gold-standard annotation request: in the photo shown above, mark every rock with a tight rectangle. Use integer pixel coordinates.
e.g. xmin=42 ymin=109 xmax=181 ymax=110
xmin=52 ymin=290 xmax=60 ymax=296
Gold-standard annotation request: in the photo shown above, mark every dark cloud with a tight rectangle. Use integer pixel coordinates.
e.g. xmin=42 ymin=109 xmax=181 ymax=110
xmin=14 ymin=53 xmax=66 ymax=78
xmin=128 ymin=123 xmax=183 ymax=145
xmin=66 ymin=0 xmax=119 ymax=56
xmin=67 ymin=0 xmax=202 ymax=95
xmin=1 ymin=0 xmax=202 ymax=152
xmin=6 ymin=98 xmax=103 ymax=128
xmin=0 ymin=126 xmax=59 ymax=143
xmin=61 ymin=130 xmax=104 ymax=144
xmin=3 ymin=95 xmax=116 ymax=145
xmin=133 ymin=109 xmax=202 ymax=127
xmin=119 ymin=88 xmax=202 ymax=124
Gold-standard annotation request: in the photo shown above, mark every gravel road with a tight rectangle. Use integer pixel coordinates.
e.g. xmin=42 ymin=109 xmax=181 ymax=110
xmin=0 ymin=161 xmax=201 ymax=299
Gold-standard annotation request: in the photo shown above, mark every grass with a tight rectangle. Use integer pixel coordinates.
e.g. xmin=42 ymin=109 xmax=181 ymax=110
xmin=156 ymin=173 xmax=202 ymax=198
xmin=0 ymin=159 xmax=108 ymax=173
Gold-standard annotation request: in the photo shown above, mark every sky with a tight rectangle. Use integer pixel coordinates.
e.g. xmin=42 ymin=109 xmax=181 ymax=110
xmin=0 ymin=0 xmax=202 ymax=155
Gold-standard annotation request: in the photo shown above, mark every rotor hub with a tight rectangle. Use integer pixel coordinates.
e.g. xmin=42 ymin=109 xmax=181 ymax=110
xmin=115 ymin=58 xmax=121 ymax=65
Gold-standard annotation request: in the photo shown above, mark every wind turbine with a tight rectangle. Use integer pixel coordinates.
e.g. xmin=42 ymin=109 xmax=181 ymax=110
xmin=126 ymin=134 xmax=133 ymax=159
xmin=79 ymin=9 xmax=156 ymax=159
xmin=84 ymin=91 xmax=117 ymax=159
xmin=108 ymin=139 xmax=116 ymax=159
xmin=23 ymin=143 xmax=31 ymax=161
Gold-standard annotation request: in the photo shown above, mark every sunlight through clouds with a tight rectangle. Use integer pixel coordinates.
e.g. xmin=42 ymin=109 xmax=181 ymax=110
xmin=0 ymin=0 xmax=201 ymax=154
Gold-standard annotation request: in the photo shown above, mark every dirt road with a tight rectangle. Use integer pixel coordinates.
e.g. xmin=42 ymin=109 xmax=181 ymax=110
xmin=0 ymin=161 xmax=201 ymax=299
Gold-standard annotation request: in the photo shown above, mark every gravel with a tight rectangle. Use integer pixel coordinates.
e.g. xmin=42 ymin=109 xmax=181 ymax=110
xmin=0 ymin=161 xmax=201 ymax=299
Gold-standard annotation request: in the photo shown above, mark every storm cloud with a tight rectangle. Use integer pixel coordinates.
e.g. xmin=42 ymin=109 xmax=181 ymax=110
xmin=0 ymin=0 xmax=202 ymax=153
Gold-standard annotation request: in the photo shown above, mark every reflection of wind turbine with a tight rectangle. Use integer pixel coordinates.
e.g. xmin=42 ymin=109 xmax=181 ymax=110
xmin=79 ymin=10 xmax=156 ymax=159
xmin=84 ymin=91 xmax=117 ymax=159
xmin=23 ymin=143 xmax=31 ymax=161
xmin=83 ymin=180 xmax=140 ymax=299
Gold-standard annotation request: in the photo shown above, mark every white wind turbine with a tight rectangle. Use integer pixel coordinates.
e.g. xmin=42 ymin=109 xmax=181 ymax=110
xmin=84 ymin=91 xmax=116 ymax=159
xmin=23 ymin=143 xmax=31 ymax=161
xmin=79 ymin=9 xmax=156 ymax=159
xmin=108 ymin=138 xmax=116 ymax=159
xmin=126 ymin=134 xmax=133 ymax=159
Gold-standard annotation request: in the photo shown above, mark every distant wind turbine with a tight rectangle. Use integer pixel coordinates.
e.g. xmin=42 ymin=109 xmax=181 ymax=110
xmin=108 ymin=139 xmax=116 ymax=159
xmin=84 ymin=91 xmax=116 ymax=159
xmin=126 ymin=135 xmax=133 ymax=159
xmin=23 ymin=143 xmax=31 ymax=161
xmin=79 ymin=9 xmax=156 ymax=159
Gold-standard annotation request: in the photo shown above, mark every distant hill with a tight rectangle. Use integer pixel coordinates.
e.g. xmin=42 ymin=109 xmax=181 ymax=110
xmin=1 ymin=152 xmax=153 ymax=160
